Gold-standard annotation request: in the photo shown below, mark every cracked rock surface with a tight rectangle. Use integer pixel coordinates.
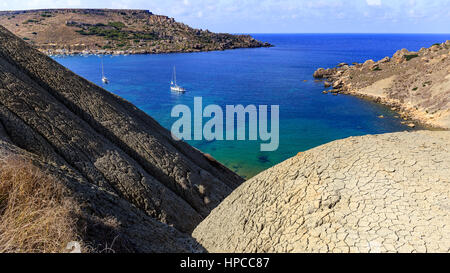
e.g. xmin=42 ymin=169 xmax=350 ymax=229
xmin=0 ymin=25 xmax=243 ymax=252
xmin=193 ymin=131 xmax=450 ymax=253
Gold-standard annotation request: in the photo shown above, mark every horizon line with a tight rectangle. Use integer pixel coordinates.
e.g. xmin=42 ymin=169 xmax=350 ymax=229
xmin=239 ymin=32 xmax=450 ymax=35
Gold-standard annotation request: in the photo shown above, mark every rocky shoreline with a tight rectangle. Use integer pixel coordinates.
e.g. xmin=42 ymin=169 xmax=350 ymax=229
xmin=314 ymin=41 xmax=450 ymax=130
xmin=41 ymin=42 xmax=273 ymax=57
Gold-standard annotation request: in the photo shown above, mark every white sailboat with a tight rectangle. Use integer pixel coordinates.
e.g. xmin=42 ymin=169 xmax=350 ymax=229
xmin=170 ymin=66 xmax=186 ymax=93
xmin=101 ymin=58 xmax=109 ymax=84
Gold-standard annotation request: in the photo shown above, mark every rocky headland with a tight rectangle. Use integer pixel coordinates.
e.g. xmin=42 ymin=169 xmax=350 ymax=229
xmin=0 ymin=9 xmax=271 ymax=56
xmin=314 ymin=41 xmax=450 ymax=129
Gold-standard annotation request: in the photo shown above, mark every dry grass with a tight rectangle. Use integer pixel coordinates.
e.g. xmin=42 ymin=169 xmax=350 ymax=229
xmin=0 ymin=158 xmax=80 ymax=253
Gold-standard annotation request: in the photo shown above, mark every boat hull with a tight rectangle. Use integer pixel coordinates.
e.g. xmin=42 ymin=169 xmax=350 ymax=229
xmin=171 ymin=86 xmax=186 ymax=93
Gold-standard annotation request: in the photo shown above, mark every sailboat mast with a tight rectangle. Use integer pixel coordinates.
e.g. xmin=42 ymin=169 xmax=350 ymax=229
xmin=173 ymin=66 xmax=177 ymax=85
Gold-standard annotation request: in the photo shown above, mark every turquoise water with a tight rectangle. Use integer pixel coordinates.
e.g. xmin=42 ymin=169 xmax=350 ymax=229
xmin=54 ymin=34 xmax=450 ymax=179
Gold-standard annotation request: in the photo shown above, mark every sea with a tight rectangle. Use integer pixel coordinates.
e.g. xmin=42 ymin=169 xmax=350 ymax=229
xmin=54 ymin=34 xmax=450 ymax=179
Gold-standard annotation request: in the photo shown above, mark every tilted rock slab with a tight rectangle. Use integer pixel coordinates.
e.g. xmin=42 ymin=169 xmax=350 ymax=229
xmin=193 ymin=131 xmax=450 ymax=253
xmin=0 ymin=25 xmax=243 ymax=252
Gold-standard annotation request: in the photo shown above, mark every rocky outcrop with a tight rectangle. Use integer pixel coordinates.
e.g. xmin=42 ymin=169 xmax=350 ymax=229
xmin=193 ymin=131 xmax=450 ymax=253
xmin=313 ymin=42 xmax=450 ymax=129
xmin=0 ymin=9 xmax=271 ymax=55
xmin=0 ymin=25 xmax=243 ymax=252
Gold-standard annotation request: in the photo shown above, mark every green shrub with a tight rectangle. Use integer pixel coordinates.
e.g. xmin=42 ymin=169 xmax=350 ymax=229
xmin=23 ymin=20 xmax=37 ymax=24
xmin=405 ymin=54 xmax=419 ymax=61
xmin=108 ymin=21 xmax=126 ymax=30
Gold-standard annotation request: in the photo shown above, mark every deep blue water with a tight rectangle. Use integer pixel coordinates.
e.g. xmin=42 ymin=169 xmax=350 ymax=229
xmin=54 ymin=34 xmax=450 ymax=178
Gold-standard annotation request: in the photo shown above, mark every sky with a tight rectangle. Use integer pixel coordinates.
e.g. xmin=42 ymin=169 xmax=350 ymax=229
xmin=1 ymin=0 xmax=449 ymax=33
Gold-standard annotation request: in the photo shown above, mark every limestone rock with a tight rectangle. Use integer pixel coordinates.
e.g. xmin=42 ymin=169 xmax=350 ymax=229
xmin=313 ymin=68 xmax=336 ymax=79
xmin=193 ymin=131 xmax=450 ymax=253
xmin=363 ymin=59 xmax=375 ymax=67
xmin=378 ymin=56 xmax=390 ymax=63
xmin=0 ymin=25 xmax=243 ymax=252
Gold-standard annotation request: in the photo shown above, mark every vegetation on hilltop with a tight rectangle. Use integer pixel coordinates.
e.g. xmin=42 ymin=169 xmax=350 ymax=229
xmin=0 ymin=9 xmax=271 ymax=55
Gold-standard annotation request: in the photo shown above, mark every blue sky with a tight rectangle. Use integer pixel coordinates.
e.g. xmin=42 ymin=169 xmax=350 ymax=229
xmin=1 ymin=0 xmax=449 ymax=33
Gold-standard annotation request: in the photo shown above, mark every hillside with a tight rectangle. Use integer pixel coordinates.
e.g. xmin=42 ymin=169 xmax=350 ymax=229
xmin=0 ymin=24 xmax=244 ymax=252
xmin=193 ymin=131 xmax=450 ymax=253
xmin=314 ymin=41 xmax=450 ymax=129
xmin=0 ymin=9 xmax=271 ymax=55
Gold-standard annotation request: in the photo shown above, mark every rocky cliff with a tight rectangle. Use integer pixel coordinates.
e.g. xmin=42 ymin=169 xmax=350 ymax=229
xmin=0 ymin=9 xmax=271 ymax=55
xmin=314 ymin=41 xmax=450 ymax=129
xmin=193 ymin=131 xmax=450 ymax=253
xmin=0 ymin=25 xmax=243 ymax=252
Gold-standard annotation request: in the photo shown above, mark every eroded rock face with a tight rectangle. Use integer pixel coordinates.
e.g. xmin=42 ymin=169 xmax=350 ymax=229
xmin=193 ymin=131 xmax=450 ymax=253
xmin=0 ymin=25 xmax=243 ymax=252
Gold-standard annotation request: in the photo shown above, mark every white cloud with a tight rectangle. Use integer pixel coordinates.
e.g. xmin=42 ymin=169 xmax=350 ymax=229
xmin=66 ymin=0 xmax=81 ymax=6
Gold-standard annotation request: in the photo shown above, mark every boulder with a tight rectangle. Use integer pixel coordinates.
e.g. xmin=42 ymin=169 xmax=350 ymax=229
xmin=313 ymin=68 xmax=336 ymax=79
xmin=332 ymin=79 xmax=343 ymax=89
xmin=363 ymin=59 xmax=375 ymax=67
xmin=431 ymin=44 xmax=441 ymax=52
xmin=392 ymin=48 xmax=411 ymax=63
xmin=378 ymin=56 xmax=390 ymax=63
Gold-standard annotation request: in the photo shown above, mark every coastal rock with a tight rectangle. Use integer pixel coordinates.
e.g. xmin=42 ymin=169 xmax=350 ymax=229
xmin=0 ymin=25 xmax=243 ymax=252
xmin=193 ymin=131 xmax=450 ymax=253
xmin=392 ymin=48 xmax=412 ymax=63
xmin=324 ymin=81 xmax=332 ymax=87
xmin=313 ymin=68 xmax=336 ymax=79
xmin=378 ymin=56 xmax=390 ymax=63
xmin=311 ymin=41 xmax=450 ymax=129
xmin=363 ymin=59 xmax=375 ymax=67
xmin=332 ymin=79 xmax=343 ymax=89
xmin=393 ymin=48 xmax=410 ymax=58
